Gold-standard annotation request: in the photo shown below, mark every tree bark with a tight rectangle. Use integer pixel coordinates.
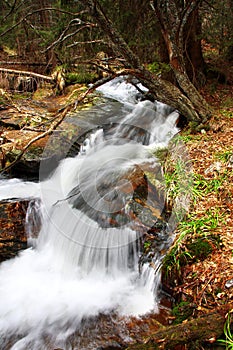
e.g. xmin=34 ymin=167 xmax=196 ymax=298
xmin=126 ymin=309 xmax=229 ymax=349
xmin=184 ymin=8 xmax=206 ymax=86
xmin=152 ymin=0 xmax=211 ymax=122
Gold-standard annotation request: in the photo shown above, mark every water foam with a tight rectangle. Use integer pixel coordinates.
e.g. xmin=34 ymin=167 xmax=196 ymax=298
xmin=0 ymin=77 xmax=179 ymax=349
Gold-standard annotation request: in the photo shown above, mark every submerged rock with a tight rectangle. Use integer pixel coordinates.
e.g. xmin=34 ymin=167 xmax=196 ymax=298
xmin=1 ymin=311 xmax=166 ymax=350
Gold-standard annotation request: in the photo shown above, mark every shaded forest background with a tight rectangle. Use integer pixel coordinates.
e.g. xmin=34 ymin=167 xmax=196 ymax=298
xmin=0 ymin=0 xmax=232 ymax=81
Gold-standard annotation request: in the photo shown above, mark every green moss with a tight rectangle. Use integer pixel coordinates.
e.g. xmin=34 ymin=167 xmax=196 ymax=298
xmin=152 ymin=147 xmax=168 ymax=163
xmin=26 ymin=146 xmax=44 ymax=159
xmin=187 ymin=238 xmax=213 ymax=261
xmin=65 ymin=71 xmax=97 ymax=85
xmin=0 ymin=95 xmax=7 ymax=105
xmin=172 ymin=301 xmax=194 ymax=324
xmin=12 ymin=92 xmax=31 ymax=100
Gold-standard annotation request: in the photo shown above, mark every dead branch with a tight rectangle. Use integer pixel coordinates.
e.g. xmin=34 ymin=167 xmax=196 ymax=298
xmin=0 ymin=62 xmax=51 ymax=67
xmin=43 ymin=20 xmax=97 ymax=53
xmin=0 ymin=68 xmax=53 ymax=82
xmin=67 ymin=39 xmax=105 ymax=48
xmin=2 ymin=0 xmax=18 ymax=21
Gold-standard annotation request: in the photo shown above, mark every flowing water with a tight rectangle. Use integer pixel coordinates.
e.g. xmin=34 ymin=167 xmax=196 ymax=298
xmin=0 ymin=78 xmax=181 ymax=349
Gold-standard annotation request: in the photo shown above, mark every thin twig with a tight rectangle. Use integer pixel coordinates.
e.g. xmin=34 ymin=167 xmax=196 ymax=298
xmin=67 ymin=39 xmax=104 ymax=48
xmin=43 ymin=21 xmax=96 ymax=53
xmin=0 ymin=8 xmax=87 ymax=38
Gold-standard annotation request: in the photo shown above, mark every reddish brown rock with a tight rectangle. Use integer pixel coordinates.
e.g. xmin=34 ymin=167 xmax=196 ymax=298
xmin=0 ymin=200 xmax=28 ymax=262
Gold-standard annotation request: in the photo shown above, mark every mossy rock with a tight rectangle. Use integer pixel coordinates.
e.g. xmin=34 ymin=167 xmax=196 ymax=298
xmin=171 ymin=301 xmax=195 ymax=324
xmin=65 ymin=71 xmax=98 ymax=85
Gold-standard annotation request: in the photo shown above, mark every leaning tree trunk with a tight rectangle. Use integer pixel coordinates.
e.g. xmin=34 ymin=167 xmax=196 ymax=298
xmin=152 ymin=0 xmax=211 ymax=122
xmin=81 ymin=0 xmax=211 ymax=124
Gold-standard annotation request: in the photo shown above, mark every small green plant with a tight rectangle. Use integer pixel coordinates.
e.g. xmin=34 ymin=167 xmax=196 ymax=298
xmin=215 ymin=149 xmax=233 ymax=163
xmin=143 ymin=241 xmax=152 ymax=250
xmin=218 ymin=312 xmax=233 ymax=349
xmin=192 ymin=173 xmax=228 ymax=198
xmin=163 ymin=244 xmax=192 ymax=277
xmin=147 ymin=61 xmax=171 ymax=75
xmin=179 ymin=207 xmax=223 ymax=236
xmin=162 ymin=209 xmax=222 ymax=277
xmin=220 ymin=109 xmax=233 ymax=119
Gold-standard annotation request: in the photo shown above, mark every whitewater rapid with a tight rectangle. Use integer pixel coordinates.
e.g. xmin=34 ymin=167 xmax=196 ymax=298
xmin=0 ymin=77 xmax=179 ymax=350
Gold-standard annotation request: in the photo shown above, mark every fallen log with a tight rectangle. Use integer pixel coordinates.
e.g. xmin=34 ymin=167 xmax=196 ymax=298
xmin=0 ymin=67 xmax=53 ymax=82
xmin=0 ymin=61 xmax=51 ymax=67
xmin=126 ymin=308 xmax=231 ymax=349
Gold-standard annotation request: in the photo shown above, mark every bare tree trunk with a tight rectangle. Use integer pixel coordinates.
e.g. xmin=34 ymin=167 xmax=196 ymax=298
xmin=184 ymin=8 xmax=206 ymax=86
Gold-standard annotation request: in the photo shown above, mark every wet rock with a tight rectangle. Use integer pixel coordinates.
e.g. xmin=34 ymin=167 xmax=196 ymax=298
xmin=7 ymin=151 xmax=61 ymax=179
xmin=63 ymin=312 xmax=164 ymax=350
xmin=228 ymin=153 xmax=233 ymax=167
xmin=225 ymin=278 xmax=233 ymax=289
xmin=0 ymin=200 xmax=28 ymax=262
xmin=69 ymin=164 xmax=165 ymax=231
xmin=0 ymin=111 xmax=21 ymax=129
xmin=1 ymin=311 xmax=167 ymax=350
xmin=1 ymin=130 xmax=68 ymax=178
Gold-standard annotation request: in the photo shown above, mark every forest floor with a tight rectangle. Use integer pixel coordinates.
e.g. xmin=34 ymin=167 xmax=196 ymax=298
xmin=160 ymin=77 xmax=233 ymax=340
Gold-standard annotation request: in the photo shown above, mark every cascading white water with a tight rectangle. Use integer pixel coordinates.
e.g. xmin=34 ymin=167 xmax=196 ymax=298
xmin=0 ymin=78 xmax=179 ymax=350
